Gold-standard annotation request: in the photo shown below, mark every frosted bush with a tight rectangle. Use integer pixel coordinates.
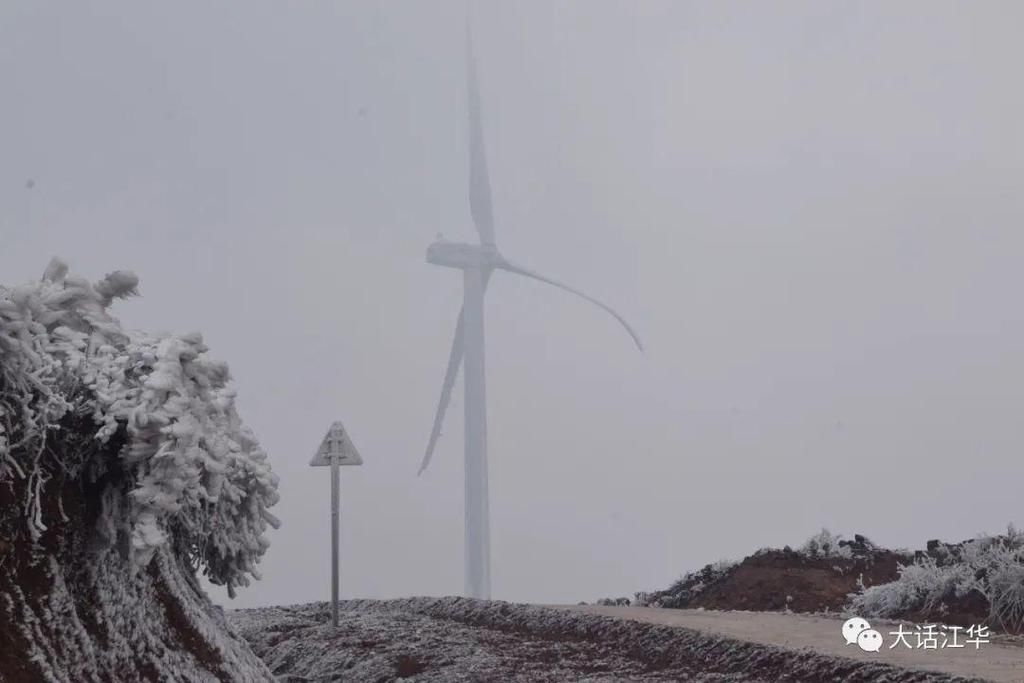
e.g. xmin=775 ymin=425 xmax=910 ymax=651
xmin=851 ymin=558 xmax=976 ymax=618
xmin=0 ymin=260 xmax=279 ymax=596
xmin=595 ymin=597 xmax=631 ymax=606
xmin=850 ymin=526 xmax=1024 ymax=632
xmin=800 ymin=528 xmax=853 ymax=559
xmin=984 ymin=541 xmax=1024 ymax=632
xmin=709 ymin=558 xmax=736 ymax=574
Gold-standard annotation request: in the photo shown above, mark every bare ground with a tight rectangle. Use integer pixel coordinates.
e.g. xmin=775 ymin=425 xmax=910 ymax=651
xmin=230 ymin=598 xmax=985 ymax=682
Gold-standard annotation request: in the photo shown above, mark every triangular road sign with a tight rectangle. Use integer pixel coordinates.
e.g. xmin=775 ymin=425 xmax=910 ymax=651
xmin=310 ymin=420 xmax=363 ymax=466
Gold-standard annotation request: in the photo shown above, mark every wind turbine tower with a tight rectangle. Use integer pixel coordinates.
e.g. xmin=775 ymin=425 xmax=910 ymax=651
xmin=420 ymin=28 xmax=643 ymax=600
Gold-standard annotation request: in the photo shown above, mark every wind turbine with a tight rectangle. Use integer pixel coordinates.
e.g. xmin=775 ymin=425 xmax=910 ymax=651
xmin=419 ymin=28 xmax=643 ymax=601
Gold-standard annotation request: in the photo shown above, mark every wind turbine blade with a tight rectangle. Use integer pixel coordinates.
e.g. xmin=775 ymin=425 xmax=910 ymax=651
xmin=418 ymin=311 xmax=465 ymax=475
xmin=466 ymin=24 xmax=496 ymax=246
xmin=418 ymin=270 xmax=494 ymax=475
xmin=497 ymin=259 xmax=644 ymax=352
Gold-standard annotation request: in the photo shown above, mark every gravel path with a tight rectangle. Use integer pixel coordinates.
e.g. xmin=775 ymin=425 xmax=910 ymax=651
xmin=559 ymin=605 xmax=1024 ymax=683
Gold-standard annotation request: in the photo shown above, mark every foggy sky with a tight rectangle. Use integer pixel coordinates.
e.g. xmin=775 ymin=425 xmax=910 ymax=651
xmin=2 ymin=1 xmax=1023 ymax=608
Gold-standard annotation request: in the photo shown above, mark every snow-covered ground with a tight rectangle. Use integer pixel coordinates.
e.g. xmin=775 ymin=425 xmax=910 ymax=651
xmin=230 ymin=598 xmax=975 ymax=682
xmin=566 ymin=605 xmax=1024 ymax=683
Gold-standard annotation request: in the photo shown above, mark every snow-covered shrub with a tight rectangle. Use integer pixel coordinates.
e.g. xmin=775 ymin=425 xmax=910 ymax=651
xmin=988 ymin=559 xmax=1024 ymax=632
xmin=800 ymin=528 xmax=853 ymax=559
xmin=850 ymin=526 xmax=1024 ymax=632
xmin=595 ymin=596 xmax=631 ymax=607
xmin=851 ymin=557 xmax=977 ymax=618
xmin=0 ymin=259 xmax=279 ymax=596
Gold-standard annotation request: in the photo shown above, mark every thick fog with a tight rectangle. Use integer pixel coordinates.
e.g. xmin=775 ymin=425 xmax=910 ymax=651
xmin=2 ymin=1 xmax=1022 ymax=608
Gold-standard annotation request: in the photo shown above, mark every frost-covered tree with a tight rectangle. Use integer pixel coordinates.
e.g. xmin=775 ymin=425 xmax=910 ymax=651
xmin=0 ymin=260 xmax=278 ymax=681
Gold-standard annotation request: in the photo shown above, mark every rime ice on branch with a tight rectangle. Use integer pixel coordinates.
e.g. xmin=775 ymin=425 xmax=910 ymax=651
xmin=0 ymin=260 xmax=279 ymax=680
xmin=0 ymin=258 xmax=280 ymax=594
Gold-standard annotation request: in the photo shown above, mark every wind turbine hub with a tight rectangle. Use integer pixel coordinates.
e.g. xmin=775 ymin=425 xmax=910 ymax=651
xmin=426 ymin=240 xmax=502 ymax=270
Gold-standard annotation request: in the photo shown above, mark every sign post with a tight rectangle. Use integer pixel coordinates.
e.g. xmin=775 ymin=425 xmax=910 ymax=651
xmin=310 ymin=421 xmax=363 ymax=627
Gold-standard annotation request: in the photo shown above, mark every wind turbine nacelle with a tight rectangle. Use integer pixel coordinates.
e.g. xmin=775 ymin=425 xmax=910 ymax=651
xmin=426 ymin=241 xmax=501 ymax=270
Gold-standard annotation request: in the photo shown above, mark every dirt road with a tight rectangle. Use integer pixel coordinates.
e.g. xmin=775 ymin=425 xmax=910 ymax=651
xmin=558 ymin=605 xmax=1024 ymax=682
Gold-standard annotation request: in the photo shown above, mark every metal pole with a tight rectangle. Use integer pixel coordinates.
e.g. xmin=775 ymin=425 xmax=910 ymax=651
xmin=330 ymin=457 xmax=340 ymax=626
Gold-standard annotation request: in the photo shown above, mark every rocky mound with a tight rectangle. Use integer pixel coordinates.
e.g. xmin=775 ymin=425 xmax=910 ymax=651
xmin=639 ymin=532 xmax=907 ymax=614
xmin=0 ymin=262 xmax=278 ymax=681
xmin=638 ymin=529 xmax=1024 ymax=633
xmin=231 ymin=598 xmax=972 ymax=682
